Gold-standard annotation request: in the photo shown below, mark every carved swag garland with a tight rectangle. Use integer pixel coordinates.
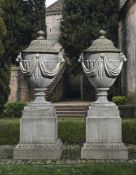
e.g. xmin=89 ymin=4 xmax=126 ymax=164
xmin=16 ymin=51 xmax=65 ymax=78
xmin=79 ymin=53 xmax=127 ymax=78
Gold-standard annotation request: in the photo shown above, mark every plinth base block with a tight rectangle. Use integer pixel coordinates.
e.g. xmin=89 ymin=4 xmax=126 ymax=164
xmin=14 ymin=139 xmax=63 ymax=160
xmin=81 ymin=142 xmax=128 ymax=160
xmin=14 ymin=101 xmax=63 ymax=160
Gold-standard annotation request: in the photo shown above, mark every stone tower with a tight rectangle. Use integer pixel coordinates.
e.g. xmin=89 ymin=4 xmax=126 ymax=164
xmin=46 ymin=0 xmax=63 ymax=41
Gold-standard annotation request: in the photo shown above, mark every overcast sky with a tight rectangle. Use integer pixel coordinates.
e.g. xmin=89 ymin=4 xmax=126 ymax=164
xmin=46 ymin=0 xmax=57 ymax=7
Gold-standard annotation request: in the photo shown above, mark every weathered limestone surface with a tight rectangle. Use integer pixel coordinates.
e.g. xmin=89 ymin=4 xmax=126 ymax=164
xmin=119 ymin=1 xmax=136 ymax=104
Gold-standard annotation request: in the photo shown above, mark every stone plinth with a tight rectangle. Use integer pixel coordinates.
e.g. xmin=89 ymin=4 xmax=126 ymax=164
xmin=14 ymin=103 xmax=63 ymax=160
xmin=81 ymin=103 xmax=128 ymax=160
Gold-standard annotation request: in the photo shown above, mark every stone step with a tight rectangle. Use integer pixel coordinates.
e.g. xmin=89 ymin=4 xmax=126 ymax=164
xmin=55 ymin=106 xmax=88 ymax=110
xmin=55 ymin=107 xmax=88 ymax=117
xmin=55 ymin=108 xmax=87 ymax=111
xmin=55 ymin=105 xmax=88 ymax=108
xmin=56 ymin=111 xmax=86 ymax=114
xmin=55 ymin=106 xmax=88 ymax=109
xmin=57 ymin=113 xmax=87 ymax=117
xmin=54 ymin=101 xmax=90 ymax=118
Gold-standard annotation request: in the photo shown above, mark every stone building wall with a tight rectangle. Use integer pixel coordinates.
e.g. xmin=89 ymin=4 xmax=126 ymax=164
xmin=119 ymin=0 xmax=136 ymax=103
xmin=8 ymin=66 xmax=33 ymax=102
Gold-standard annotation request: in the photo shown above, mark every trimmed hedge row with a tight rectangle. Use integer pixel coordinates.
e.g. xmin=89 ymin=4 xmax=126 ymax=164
xmin=59 ymin=119 xmax=85 ymax=144
xmin=0 ymin=119 xmax=136 ymax=145
xmin=0 ymin=119 xmax=19 ymax=145
xmin=122 ymin=120 xmax=136 ymax=144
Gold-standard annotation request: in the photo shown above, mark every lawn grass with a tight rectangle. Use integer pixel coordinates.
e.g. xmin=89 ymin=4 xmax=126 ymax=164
xmin=0 ymin=163 xmax=136 ymax=175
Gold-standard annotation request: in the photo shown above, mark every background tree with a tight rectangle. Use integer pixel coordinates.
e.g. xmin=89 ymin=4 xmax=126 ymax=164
xmin=3 ymin=0 xmax=46 ymax=63
xmin=0 ymin=0 xmax=46 ymax=112
xmin=60 ymin=0 xmax=120 ymax=100
xmin=0 ymin=0 xmax=10 ymax=112
xmin=60 ymin=0 xmax=119 ymax=74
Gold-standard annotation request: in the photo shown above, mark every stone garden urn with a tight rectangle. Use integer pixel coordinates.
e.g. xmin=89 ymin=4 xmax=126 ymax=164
xmin=16 ymin=30 xmax=65 ymax=106
xmin=79 ymin=30 xmax=127 ymax=104
xmin=14 ymin=30 xmax=65 ymax=160
xmin=79 ymin=30 xmax=128 ymax=160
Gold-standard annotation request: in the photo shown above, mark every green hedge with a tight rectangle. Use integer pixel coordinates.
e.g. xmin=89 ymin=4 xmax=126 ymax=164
xmin=0 ymin=119 xmax=136 ymax=145
xmin=2 ymin=101 xmax=27 ymax=118
xmin=122 ymin=120 xmax=136 ymax=144
xmin=59 ymin=119 xmax=85 ymax=144
xmin=0 ymin=119 xmax=19 ymax=145
xmin=112 ymin=96 xmax=128 ymax=105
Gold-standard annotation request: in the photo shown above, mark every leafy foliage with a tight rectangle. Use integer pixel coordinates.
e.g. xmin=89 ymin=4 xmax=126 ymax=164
xmin=3 ymin=101 xmax=28 ymax=118
xmin=0 ymin=64 xmax=10 ymax=113
xmin=122 ymin=119 xmax=136 ymax=144
xmin=59 ymin=119 xmax=85 ymax=144
xmin=0 ymin=0 xmax=10 ymax=113
xmin=0 ymin=0 xmax=45 ymax=113
xmin=3 ymin=0 xmax=46 ymax=63
xmin=0 ymin=119 xmax=19 ymax=145
xmin=112 ymin=96 xmax=128 ymax=105
xmin=60 ymin=0 xmax=119 ymax=73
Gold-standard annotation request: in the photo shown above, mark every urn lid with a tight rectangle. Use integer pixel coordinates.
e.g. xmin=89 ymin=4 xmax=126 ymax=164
xmin=23 ymin=30 xmax=62 ymax=53
xmin=84 ymin=30 xmax=120 ymax=53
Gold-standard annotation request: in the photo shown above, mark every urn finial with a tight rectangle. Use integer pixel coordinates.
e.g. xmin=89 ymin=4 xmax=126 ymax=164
xmin=37 ymin=30 xmax=45 ymax=40
xmin=99 ymin=29 xmax=106 ymax=39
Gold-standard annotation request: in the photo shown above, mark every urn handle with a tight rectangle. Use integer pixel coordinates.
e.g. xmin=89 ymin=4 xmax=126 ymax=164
xmin=16 ymin=53 xmax=36 ymax=76
xmin=79 ymin=53 xmax=99 ymax=77
xmin=58 ymin=49 xmax=65 ymax=63
xmin=120 ymin=52 xmax=127 ymax=62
